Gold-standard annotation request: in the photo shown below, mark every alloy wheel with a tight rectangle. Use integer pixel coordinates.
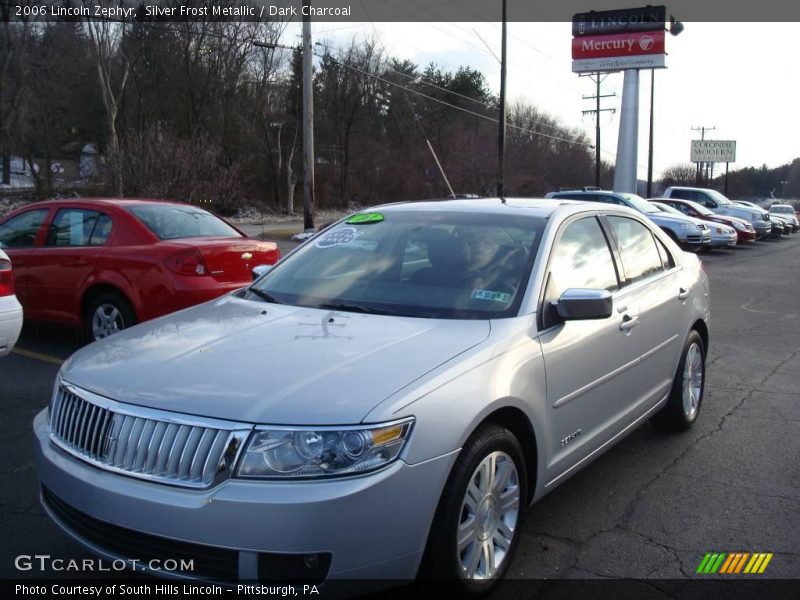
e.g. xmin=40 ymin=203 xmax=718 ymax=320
xmin=682 ymin=342 xmax=704 ymax=420
xmin=457 ymin=451 xmax=521 ymax=580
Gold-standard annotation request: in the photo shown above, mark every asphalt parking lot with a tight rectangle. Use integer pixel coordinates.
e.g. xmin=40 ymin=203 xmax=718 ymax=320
xmin=1 ymin=235 xmax=798 ymax=588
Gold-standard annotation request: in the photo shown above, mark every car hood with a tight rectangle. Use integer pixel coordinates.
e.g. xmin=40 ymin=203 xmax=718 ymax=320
xmin=723 ymin=205 xmax=767 ymax=220
xmin=645 ymin=212 xmax=700 ymax=228
xmin=61 ymin=295 xmax=491 ymax=425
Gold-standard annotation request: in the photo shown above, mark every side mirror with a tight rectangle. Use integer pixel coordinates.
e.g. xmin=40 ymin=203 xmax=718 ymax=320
xmin=252 ymin=264 xmax=273 ymax=280
xmin=555 ymin=288 xmax=613 ymax=321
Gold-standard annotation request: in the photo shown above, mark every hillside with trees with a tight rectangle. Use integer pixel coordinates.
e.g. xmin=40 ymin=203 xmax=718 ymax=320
xmin=1 ymin=18 xmax=598 ymax=213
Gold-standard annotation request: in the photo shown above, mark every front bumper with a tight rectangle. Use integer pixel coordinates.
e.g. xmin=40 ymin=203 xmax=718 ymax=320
xmin=708 ymin=230 xmax=738 ymax=248
xmin=752 ymin=220 xmax=771 ymax=237
xmin=34 ymin=410 xmax=457 ymax=584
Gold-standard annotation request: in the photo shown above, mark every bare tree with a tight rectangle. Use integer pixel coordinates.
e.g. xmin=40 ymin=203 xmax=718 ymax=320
xmin=661 ymin=163 xmax=697 ymax=188
xmin=85 ymin=17 xmax=129 ymax=196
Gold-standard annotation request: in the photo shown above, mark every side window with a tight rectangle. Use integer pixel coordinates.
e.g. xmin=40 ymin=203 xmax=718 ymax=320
xmin=46 ymin=209 xmax=101 ymax=247
xmin=0 ymin=209 xmax=49 ymax=248
xmin=655 ymin=237 xmax=676 ymax=269
xmin=89 ymin=214 xmax=113 ymax=246
xmin=608 ymin=216 xmax=664 ymax=284
xmin=542 ymin=217 xmax=619 ymax=328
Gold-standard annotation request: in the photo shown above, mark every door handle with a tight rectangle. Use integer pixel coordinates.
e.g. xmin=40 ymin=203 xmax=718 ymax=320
xmin=619 ymin=314 xmax=639 ymax=331
xmin=678 ymin=287 xmax=690 ymax=301
xmin=66 ymin=258 xmax=89 ymax=267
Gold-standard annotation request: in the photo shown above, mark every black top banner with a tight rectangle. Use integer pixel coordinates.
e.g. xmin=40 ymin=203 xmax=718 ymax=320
xmin=1 ymin=0 xmax=799 ymax=23
xmin=572 ymin=5 xmax=666 ymax=36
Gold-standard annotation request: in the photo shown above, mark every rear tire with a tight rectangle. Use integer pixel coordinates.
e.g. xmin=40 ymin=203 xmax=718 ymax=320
xmin=84 ymin=292 xmax=136 ymax=343
xmin=421 ymin=423 xmax=527 ymax=596
xmin=652 ymin=330 xmax=706 ymax=431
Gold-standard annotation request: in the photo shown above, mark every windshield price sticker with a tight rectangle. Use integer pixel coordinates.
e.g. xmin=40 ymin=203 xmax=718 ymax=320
xmin=316 ymin=227 xmax=363 ymax=248
xmin=346 ymin=213 xmax=385 ymax=225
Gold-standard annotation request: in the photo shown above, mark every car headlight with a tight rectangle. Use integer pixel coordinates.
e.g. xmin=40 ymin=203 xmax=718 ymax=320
xmin=679 ymin=223 xmax=697 ymax=231
xmin=752 ymin=212 xmax=760 ymax=220
xmin=236 ymin=418 xmax=414 ymax=479
xmin=731 ymin=221 xmax=745 ymax=231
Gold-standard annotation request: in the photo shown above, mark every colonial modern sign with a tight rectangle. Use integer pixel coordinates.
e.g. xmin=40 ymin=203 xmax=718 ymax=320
xmin=691 ymin=140 xmax=737 ymax=163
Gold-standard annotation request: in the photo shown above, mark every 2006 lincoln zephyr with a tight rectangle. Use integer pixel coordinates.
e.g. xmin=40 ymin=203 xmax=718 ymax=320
xmin=34 ymin=198 xmax=710 ymax=594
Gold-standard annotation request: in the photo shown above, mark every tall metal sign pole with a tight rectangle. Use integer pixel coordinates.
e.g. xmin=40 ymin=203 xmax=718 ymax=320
xmin=613 ymin=69 xmax=640 ymax=193
xmin=302 ymin=0 xmax=315 ymax=230
xmin=572 ymin=6 xmax=677 ymax=194
xmin=497 ymin=0 xmax=507 ymax=197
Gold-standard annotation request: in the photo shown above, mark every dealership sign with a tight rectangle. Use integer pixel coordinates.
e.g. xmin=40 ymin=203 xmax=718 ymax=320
xmin=572 ymin=5 xmax=666 ymax=37
xmin=572 ymin=5 xmax=667 ymax=74
xmin=691 ymin=140 xmax=737 ymax=163
xmin=572 ymin=31 xmax=665 ymax=60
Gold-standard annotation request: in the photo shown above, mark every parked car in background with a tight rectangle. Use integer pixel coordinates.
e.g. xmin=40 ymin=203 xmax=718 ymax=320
xmin=655 ymin=197 xmax=756 ymax=244
xmin=769 ymin=204 xmax=800 ymax=231
xmin=663 ymin=187 xmax=772 ymax=239
xmin=767 ymin=214 xmax=794 ymax=236
xmin=650 ymin=202 xmax=737 ymax=249
xmin=545 ymin=190 xmax=711 ymax=251
xmin=35 ymin=198 xmax=710 ymax=593
xmin=0 ymin=199 xmax=280 ymax=342
xmin=0 ymin=249 xmax=23 ymax=357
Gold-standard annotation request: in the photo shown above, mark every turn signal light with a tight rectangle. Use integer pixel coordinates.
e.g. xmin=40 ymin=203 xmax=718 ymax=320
xmin=164 ymin=249 xmax=209 ymax=276
xmin=0 ymin=258 xmax=14 ymax=297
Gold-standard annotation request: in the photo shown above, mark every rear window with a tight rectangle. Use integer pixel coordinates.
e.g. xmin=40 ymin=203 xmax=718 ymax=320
xmin=127 ymin=205 xmax=241 ymax=240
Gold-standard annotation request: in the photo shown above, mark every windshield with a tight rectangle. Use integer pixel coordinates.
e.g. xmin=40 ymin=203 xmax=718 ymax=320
xmin=770 ymin=205 xmax=793 ymax=214
xmin=621 ymin=194 xmax=659 ymax=214
xmin=653 ymin=202 xmax=683 ymax=216
xmin=680 ymin=199 xmax=713 ymax=216
xmin=706 ymin=189 xmax=732 ymax=205
xmin=127 ymin=205 xmax=242 ymax=240
xmin=247 ymin=210 xmax=545 ymax=319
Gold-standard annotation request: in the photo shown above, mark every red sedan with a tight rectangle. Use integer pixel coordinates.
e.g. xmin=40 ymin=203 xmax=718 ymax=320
xmin=0 ymin=199 xmax=280 ymax=341
xmin=655 ymin=197 xmax=757 ymax=244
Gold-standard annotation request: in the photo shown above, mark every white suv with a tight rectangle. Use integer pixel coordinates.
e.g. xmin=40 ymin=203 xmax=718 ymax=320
xmin=0 ymin=249 xmax=23 ymax=357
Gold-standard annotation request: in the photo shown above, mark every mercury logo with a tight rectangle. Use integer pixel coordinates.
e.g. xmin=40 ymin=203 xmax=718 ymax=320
xmin=639 ymin=35 xmax=655 ymax=51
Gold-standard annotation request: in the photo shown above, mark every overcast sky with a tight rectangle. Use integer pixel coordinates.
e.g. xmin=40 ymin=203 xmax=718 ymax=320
xmin=280 ymin=21 xmax=799 ymax=181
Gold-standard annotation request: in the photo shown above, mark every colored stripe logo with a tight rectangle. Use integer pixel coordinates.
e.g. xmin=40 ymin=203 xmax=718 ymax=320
xmin=697 ymin=552 xmax=773 ymax=574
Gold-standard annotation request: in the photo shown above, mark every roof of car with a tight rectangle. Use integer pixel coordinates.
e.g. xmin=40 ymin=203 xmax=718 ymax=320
xmin=33 ymin=198 xmax=192 ymax=207
xmin=547 ymin=189 xmax=625 ymax=198
xmin=372 ymin=197 xmax=599 ymax=219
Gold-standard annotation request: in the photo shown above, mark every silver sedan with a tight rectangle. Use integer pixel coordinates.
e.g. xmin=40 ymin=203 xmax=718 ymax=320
xmin=35 ymin=199 xmax=710 ymax=594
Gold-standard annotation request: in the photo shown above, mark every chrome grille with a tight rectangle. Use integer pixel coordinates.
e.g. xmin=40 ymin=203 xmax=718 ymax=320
xmin=49 ymin=385 xmax=251 ymax=489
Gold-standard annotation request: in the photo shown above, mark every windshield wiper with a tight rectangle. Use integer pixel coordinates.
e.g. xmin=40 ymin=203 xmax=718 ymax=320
xmin=248 ymin=288 xmax=286 ymax=304
xmin=316 ymin=302 xmax=399 ymax=316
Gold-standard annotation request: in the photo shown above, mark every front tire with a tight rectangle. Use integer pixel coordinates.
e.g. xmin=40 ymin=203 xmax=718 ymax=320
xmin=421 ymin=423 xmax=527 ymax=595
xmin=84 ymin=292 xmax=136 ymax=342
xmin=652 ymin=329 xmax=706 ymax=431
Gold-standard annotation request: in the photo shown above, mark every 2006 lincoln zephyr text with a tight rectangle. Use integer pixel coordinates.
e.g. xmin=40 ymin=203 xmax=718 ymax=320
xmin=34 ymin=198 xmax=710 ymax=594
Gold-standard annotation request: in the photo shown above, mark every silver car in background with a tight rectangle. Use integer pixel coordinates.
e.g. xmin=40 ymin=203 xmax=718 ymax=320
xmin=651 ymin=201 xmax=737 ymax=248
xmin=35 ymin=199 xmax=710 ymax=594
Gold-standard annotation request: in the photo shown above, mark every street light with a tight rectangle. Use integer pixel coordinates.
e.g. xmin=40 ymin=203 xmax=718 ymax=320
xmin=646 ymin=16 xmax=684 ymax=198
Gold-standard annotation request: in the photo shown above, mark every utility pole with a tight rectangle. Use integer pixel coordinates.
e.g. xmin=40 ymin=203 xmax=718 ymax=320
xmin=647 ymin=70 xmax=655 ymax=197
xmin=691 ymin=125 xmax=715 ymax=186
xmin=302 ymin=0 xmax=315 ymax=230
xmin=497 ymin=0 xmax=507 ymax=197
xmin=581 ymin=73 xmax=615 ymax=187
